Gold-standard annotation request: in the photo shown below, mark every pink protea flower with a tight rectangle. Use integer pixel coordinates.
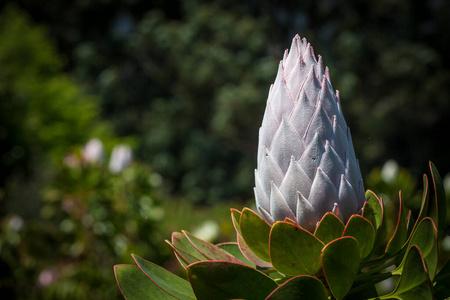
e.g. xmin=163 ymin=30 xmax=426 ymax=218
xmin=254 ymin=35 xmax=365 ymax=231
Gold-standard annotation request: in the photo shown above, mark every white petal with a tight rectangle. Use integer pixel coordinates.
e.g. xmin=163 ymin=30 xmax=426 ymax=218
xmin=299 ymin=132 xmax=325 ymax=181
xmin=332 ymin=203 xmax=344 ymax=222
xmin=331 ymin=116 xmax=348 ymax=159
xmin=319 ymin=76 xmax=339 ymax=120
xmin=258 ymin=101 xmax=278 ymax=166
xmin=308 ymin=168 xmax=337 ymax=218
xmin=316 ymin=55 xmax=324 ymax=79
xmin=289 ymin=90 xmax=315 ymax=139
xmin=337 ymin=175 xmax=358 ymax=222
xmin=270 ymin=182 xmax=296 ymax=222
xmin=259 ymin=147 xmax=284 ymax=197
xmin=284 ymin=34 xmax=301 ymax=79
xmin=335 ymin=90 xmax=347 ymax=130
xmin=279 ymin=157 xmax=312 ymax=211
xmin=319 ymin=141 xmax=346 ymax=188
xmin=304 ymin=99 xmax=333 ymax=145
xmin=302 ymin=65 xmax=321 ymax=107
xmin=296 ymin=192 xmax=318 ymax=232
xmin=254 ymin=171 xmax=270 ymax=212
xmin=269 ymin=62 xmax=294 ymax=123
xmin=271 ymin=117 xmax=304 ymax=174
xmin=258 ymin=205 xmax=274 ymax=224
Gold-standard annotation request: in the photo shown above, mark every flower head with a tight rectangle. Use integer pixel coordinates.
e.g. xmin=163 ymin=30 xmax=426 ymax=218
xmin=254 ymin=35 xmax=365 ymax=231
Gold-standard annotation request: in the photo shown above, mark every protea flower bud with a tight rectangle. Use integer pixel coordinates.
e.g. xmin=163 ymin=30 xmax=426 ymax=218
xmin=255 ymin=35 xmax=365 ymax=231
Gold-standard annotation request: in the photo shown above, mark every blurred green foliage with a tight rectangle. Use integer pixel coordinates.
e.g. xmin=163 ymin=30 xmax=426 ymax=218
xmin=0 ymin=0 xmax=450 ymax=299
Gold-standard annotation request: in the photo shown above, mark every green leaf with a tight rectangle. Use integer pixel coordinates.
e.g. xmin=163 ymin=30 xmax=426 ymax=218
xmin=414 ymin=175 xmax=430 ymax=230
xmin=114 ymin=264 xmax=177 ymax=299
xmin=392 ymin=217 xmax=438 ymax=280
xmin=183 ymin=231 xmax=243 ymax=264
xmin=270 ymin=221 xmax=324 ymax=276
xmin=166 ymin=240 xmax=202 ymax=265
xmin=266 ymin=275 xmax=328 ymax=300
xmin=322 ymin=236 xmax=360 ymax=300
xmin=378 ymin=245 xmax=433 ymax=300
xmin=366 ymin=190 xmax=384 ymax=230
xmin=132 ymin=254 xmax=196 ymax=299
xmin=343 ymin=215 xmax=376 ymax=259
xmin=239 ymin=207 xmax=271 ymax=262
xmin=187 ymin=261 xmax=277 ymax=300
xmin=216 ymin=242 xmax=255 ymax=268
xmin=230 ymin=208 xmax=242 ymax=236
xmin=170 ymin=232 xmax=209 ymax=261
xmin=237 ymin=233 xmax=272 ymax=268
xmin=366 ymin=190 xmax=388 ymax=254
xmin=362 ymin=201 xmax=377 ymax=230
xmin=430 ymin=162 xmax=447 ymax=232
xmin=434 ymin=260 xmax=450 ymax=300
xmin=314 ymin=212 xmax=345 ymax=244
xmin=385 ymin=192 xmax=409 ymax=255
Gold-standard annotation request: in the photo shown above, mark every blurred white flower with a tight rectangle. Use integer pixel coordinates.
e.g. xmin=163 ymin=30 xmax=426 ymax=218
xmin=381 ymin=159 xmax=399 ymax=184
xmin=192 ymin=220 xmax=220 ymax=242
xmin=109 ymin=144 xmax=133 ymax=174
xmin=82 ymin=138 xmax=104 ymax=164
xmin=63 ymin=153 xmax=80 ymax=168
xmin=8 ymin=215 xmax=24 ymax=232
xmin=38 ymin=269 xmax=58 ymax=287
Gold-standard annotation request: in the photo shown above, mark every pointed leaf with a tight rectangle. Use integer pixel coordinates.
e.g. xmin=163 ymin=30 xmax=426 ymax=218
xmin=322 ymin=236 xmax=360 ymax=300
xmin=266 ymin=275 xmax=328 ymax=300
xmin=379 ymin=246 xmax=433 ymax=300
xmin=314 ymin=212 xmax=345 ymax=244
xmin=343 ymin=215 xmax=376 ymax=259
xmin=430 ymin=162 xmax=447 ymax=232
xmin=392 ymin=217 xmax=438 ymax=280
xmin=187 ymin=261 xmax=277 ymax=300
xmin=362 ymin=201 xmax=376 ymax=230
xmin=230 ymin=208 xmax=242 ymax=236
xmin=270 ymin=221 xmax=324 ymax=276
xmin=216 ymin=242 xmax=255 ymax=268
xmin=132 ymin=254 xmax=196 ymax=300
xmin=237 ymin=234 xmax=272 ymax=268
xmin=183 ymin=231 xmax=243 ymax=264
xmin=114 ymin=264 xmax=177 ymax=299
xmin=434 ymin=260 xmax=450 ymax=300
xmin=366 ymin=190 xmax=388 ymax=254
xmin=366 ymin=190 xmax=384 ymax=230
xmin=171 ymin=232 xmax=209 ymax=261
xmin=166 ymin=240 xmax=203 ymax=266
xmin=385 ymin=192 xmax=409 ymax=255
xmin=414 ymin=175 xmax=430 ymax=230
xmin=239 ymin=208 xmax=271 ymax=262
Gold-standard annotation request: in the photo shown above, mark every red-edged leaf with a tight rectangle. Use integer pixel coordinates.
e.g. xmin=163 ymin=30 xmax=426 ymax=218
xmin=266 ymin=275 xmax=328 ymax=300
xmin=430 ymin=162 xmax=447 ymax=232
xmin=187 ymin=261 xmax=277 ymax=300
xmin=114 ymin=264 xmax=177 ymax=299
xmin=385 ymin=191 xmax=409 ymax=255
xmin=270 ymin=221 xmax=324 ymax=276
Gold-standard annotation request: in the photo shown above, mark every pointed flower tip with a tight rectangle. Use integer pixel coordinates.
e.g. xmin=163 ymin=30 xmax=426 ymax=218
xmin=255 ymin=34 xmax=365 ymax=231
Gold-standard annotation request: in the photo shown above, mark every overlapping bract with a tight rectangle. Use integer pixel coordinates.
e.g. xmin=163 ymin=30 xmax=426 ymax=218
xmin=255 ymin=35 xmax=365 ymax=231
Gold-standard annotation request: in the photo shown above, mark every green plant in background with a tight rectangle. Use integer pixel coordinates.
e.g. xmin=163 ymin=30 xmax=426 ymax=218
xmin=114 ymin=35 xmax=450 ymax=299
xmin=0 ymin=138 xmax=170 ymax=299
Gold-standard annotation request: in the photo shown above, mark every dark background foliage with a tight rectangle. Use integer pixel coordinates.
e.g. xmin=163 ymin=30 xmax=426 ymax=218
xmin=0 ymin=0 xmax=449 ymax=298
